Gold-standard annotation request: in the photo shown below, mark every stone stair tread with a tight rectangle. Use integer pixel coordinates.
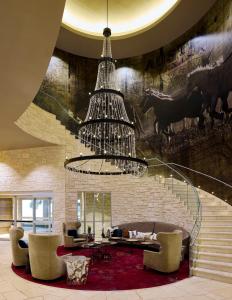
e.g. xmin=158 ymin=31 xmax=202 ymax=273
xmin=201 ymin=225 xmax=232 ymax=227
xmin=194 ymin=259 xmax=232 ymax=267
xmin=195 ymin=243 xmax=232 ymax=249
xmin=200 ymin=231 xmax=232 ymax=234
xmin=198 ymin=238 xmax=232 ymax=242
xmin=192 ymin=267 xmax=232 ymax=277
xmin=192 ymin=251 xmax=232 ymax=258
xmin=202 ymin=214 xmax=232 ymax=216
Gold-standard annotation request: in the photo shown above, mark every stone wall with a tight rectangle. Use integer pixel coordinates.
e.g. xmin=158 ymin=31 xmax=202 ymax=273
xmin=0 ymin=104 xmax=194 ymax=234
xmin=0 ymin=145 xmax=66 ymax=232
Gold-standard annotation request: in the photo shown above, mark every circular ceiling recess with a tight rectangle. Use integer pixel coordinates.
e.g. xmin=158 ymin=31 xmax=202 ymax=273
xmin=62 ymin=0 xmax=180 ymax=39
xmin=57 ymin=0 xmax=216 ymax=58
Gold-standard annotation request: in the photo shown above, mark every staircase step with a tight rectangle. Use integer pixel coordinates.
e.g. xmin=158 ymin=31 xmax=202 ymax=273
xmin=201 ymin=221 xmax=232 ymax=226
xmin=197 ymin=238 xmax=232 ymax=246
xmin=192 ymin=251 xmax=232 ymax=263
xmin=193 ymin=244 xmax=232 ymax=254
xmin=192 ymin=267 xmax=232 ymax=284
xmin=199 ymin=232 xmax=232 ymax=239
xmin=200 ymin=225 xmax=232 ymax=232
xmin=193 ymin=259 xmax=232 ymax=273
xmin=202 ymin=211 xmax=232 ymax=216
xmin=202 ymin=215 xmax=232 ymax=221
xmin=201 ymin=206 xmax=229 ymax=211
xmin=201 ymin=200 xmax=226 ymax=205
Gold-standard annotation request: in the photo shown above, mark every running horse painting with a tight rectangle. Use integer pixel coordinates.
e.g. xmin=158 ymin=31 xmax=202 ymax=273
xmin=187 ymin=53 xmax=232 ymax=126
xmin=141 ymin=88 xmax=207 ymax=137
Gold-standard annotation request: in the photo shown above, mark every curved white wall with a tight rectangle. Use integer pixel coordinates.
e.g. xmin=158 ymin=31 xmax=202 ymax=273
xmin=0 ymin=0 xmax=65 ymax=150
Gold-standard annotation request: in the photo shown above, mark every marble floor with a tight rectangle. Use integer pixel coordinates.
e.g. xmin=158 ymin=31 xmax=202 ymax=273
xmin=0 ymin=241 xmax=232 ymax=300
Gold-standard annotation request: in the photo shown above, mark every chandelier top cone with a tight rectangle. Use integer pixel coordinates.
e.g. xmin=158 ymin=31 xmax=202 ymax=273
xmin=64 ymin=27 xmax=148 ymax=176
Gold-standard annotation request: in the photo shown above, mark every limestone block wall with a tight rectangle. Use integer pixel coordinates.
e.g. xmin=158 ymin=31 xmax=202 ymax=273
xmin=65 ymin=172 xmax=193 ymax=232
xmin=0 ymin=146 xmax=66 ymax=232
xmin=0 ymin=103 xmax=194 ymax=234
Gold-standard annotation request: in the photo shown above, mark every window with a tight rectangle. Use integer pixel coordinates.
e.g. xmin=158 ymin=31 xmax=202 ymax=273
xmin=77 ymin=192 xmax=111 ymax=239
xmin=17 ymin=197 xmax=53 ymax=234
xmin=0 ymin=193 xmax=53 ymax=240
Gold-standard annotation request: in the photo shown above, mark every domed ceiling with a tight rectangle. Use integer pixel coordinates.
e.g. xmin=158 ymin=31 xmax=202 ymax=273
xmin=57 ymin=0 xmax=216 ymax=58
xmin=62 ymin=0 xmax=180 ymax=38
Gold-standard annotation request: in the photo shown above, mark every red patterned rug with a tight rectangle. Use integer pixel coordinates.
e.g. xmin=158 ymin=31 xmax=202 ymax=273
xmin=12 ymin=245 xmax=189 ymax=291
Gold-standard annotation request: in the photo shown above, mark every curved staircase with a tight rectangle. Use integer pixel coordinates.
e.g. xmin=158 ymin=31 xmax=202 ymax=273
xmin=163 ymin=175 xmax=232 ymax=284
xmin=30 ymin=95 xmax=232 ymax=284
xmin=192 ymin=190 xmax=232 ymax=284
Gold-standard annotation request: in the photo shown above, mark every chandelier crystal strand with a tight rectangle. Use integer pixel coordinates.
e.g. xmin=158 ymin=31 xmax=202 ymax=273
xmin=64 ymin=27 xmax=147 ymax=175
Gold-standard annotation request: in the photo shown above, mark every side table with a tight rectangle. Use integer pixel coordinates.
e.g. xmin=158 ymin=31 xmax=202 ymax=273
xmin=64 ymin=255 xmax=91 ymax=285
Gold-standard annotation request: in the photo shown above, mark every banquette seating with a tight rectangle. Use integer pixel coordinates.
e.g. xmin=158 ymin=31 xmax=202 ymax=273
xmin=116 ymin=221 xmax=190 ymax=257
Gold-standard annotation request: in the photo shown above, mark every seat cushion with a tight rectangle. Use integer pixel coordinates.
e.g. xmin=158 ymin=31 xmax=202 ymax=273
xmin=73 ymin=238 xmax=86 ymax=242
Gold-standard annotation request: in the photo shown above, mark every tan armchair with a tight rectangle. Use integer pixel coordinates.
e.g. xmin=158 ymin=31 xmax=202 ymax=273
xmin=63 ymin=221 xmax=87 ymax=248
xmin=28 ymin=233 xmax=66 ymax=280
xmin=9 ymin=226 xmax=28 ymax=266
xmin=143 ymin=230 xmax=182 ymax=273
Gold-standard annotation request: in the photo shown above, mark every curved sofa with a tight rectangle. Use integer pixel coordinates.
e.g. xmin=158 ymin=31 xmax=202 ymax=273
xmin=117 ymin=221 xmax=190 ymax=256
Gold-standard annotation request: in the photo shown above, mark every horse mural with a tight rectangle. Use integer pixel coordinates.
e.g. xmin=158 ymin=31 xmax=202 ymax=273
xmin=140 ymin=88 xmax=207 ymax=137
xmin=187 ymin=52 xmax=232 ymax=126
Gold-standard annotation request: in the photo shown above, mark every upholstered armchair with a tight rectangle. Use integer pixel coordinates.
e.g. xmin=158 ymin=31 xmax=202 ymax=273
xmin=28 ymin=233 xmax=66 ymax=280
xmin=63 ymin=221 xmax=87 ymax=248
xmin=143 ymin=230 xmax=182 ymax=273
xmin=9 ymin=226 xmax=29 ymax=267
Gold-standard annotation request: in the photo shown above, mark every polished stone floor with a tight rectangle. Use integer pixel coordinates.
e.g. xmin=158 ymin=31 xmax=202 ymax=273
xmin=0 ymin=241 xmax=231 ymax=300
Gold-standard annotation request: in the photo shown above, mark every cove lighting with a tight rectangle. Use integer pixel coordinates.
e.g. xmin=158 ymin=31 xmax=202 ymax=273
xmin=62 ymin=0 xmax=180 ymax=38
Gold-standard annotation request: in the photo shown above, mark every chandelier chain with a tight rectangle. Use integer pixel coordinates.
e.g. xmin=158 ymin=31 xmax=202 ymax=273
xmin=106 ymin=0 xmax=109 ymax=27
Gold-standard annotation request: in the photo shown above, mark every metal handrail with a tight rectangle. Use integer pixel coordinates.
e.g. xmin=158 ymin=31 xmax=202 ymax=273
xmin=151 ymin=162 xmax=232 ymax=206
xmin=0 ymin=220 xmax=33 ymax=223
xmin=166 ymin=163 xmax=232 ymax=190
xmin=147 ymin=157 xmax=202 ymax=247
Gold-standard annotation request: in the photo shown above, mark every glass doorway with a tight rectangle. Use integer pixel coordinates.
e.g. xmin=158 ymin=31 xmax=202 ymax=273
xmin=17 ymin=197 xmax=53 ymax=236
xmin=77 ymin=192 xmax=111 ymax=240
xmin=0 ymin=193 xmax=53 ymax=240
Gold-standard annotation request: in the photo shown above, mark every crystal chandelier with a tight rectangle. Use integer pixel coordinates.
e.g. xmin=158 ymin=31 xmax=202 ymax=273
xmin=64 ymin=17 xmax=147 ymax=175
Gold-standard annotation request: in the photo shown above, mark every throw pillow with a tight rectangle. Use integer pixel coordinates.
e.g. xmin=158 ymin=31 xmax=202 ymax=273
xmin=67 ymin=229 xmax=78 ymax=238
xmin=122 ymin=228 xmax=129 ymax=238
xmin=129 ymin=230 xmax=137 ymax=238
xmin=143 ymin=232 xmax=152 ymax=240
xmin=136 ymin=231 xmax=145 ymax=239
xmin=107 ymin=226 xmax=117 ymax=236
xmin=112 ymin=228 xmax=123 ymax=237
xmin=18 ymin=240 xmax=28 ymax=248
xmin=150 ymin=233 xmax=157 ymax=240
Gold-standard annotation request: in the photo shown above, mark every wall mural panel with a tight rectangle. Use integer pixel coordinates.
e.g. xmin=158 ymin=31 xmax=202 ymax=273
xmin=35 ymin=0 xmax=232 ymax=201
